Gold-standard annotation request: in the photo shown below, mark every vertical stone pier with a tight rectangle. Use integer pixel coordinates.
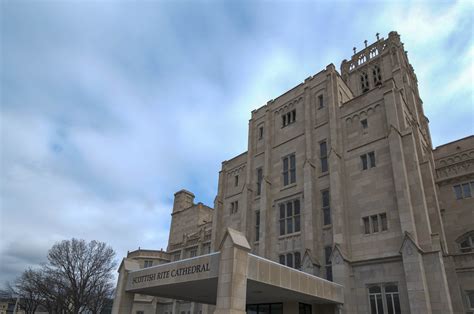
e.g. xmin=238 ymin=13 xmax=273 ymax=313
xmin=111 ymin=259 xmax=140 ymax=314
xmin=214 ymin=228 xmax=251 ymax=314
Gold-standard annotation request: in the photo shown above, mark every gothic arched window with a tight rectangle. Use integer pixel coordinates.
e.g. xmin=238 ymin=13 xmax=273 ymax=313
xmin=369 ymin=47 xmax=379 ymax=58
xmin=360 ymin=72 xmax=369 ymax=92
xmin=373 ymin=65 xmax=382 ymax=86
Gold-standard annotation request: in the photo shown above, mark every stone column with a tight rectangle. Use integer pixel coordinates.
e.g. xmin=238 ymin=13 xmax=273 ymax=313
xmin=214 ymin=228 xmax=251 ymax=314
xmin=400 ymin=233 xmax=431 ymax=314
xmin=111 ymin=258 xmax=140 ymax=314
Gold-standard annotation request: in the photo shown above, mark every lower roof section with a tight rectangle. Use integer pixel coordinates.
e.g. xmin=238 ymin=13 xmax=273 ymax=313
xmin=124 ymin=252 xmax=343 ymax=305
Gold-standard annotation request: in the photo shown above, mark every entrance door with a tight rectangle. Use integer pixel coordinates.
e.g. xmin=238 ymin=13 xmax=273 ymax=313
xmin=246 ymin=303 xmax=283 ymax=314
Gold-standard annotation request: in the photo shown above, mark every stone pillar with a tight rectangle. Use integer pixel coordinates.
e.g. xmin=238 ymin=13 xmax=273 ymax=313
xmin=331 ymin=246 xmax=353 ymax=314
xmin=400 ymin=233 xmax=431 ymax=314
xmin=214 ymin=228 xmax=251 ymax=314
xmin=111 ymin=258 xmax=140 ymax=314
xmin=172 ymin=300 xmax=178 ymax=314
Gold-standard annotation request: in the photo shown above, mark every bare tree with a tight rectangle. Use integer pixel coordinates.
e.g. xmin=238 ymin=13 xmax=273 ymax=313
xmin=7 ymin=239 xmax=116 ymax=314
xmin=6 ymin=269 xmax=42 ymax=314
xmin=47 ymin=239 xmax=116 ymax=314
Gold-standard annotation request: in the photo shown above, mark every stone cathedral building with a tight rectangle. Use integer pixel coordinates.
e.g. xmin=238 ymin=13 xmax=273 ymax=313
xmin=112 ymin=32 xmax=474 ymax=314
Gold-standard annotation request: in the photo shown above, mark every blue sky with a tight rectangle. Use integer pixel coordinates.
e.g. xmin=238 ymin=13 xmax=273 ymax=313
xmin=1 ymin=0 xmax=473 ymax=285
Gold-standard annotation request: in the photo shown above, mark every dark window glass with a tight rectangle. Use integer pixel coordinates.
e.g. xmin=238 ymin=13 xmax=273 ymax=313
xmin=286 ymin=217 xmax=293 ymax=234
xmin=257 ymin=168 xmax=263 ymax=196
xmin=279 ymin=219 xmax=285 ymax=236
xmin=287 ymin=202 xmax=293 ymax=217
xmin=235 ymin=175 xmax=239 ymax=186
xmin=380 ymin=213 xmax=388 ymax=231
xmin=361 ymin=119 xmax=368 ymax=129
xmin=286 ymin=253 xmax=293 ymax=268
xmin=318 ymin=95 xmax=324 ymax=108
xmin=454 ymin=185 xmax=463 ymax=199
xmin=294 ymin=215 xmax=300 ymax=233
xmin=325 ymin=246 xmax=332 ymax=265
xmin=462 ymin=183 xmax=472 ymax=198
xmin=322 ymin=190 xmax=330 ymax=207
xmin=247 ymin=305 xmax=258 ymax=314
xmin=376 ymin=294 xmax=384 ymax=314
xmin=393 ymin=294 xmax=401 ymax=314
xmin=371 ymin=215 xmax=379 ymax=233
xmin=255 ymin=211 xmax=260 ymax=242
xmin=361 ymin=154 xmax=368 ymax=170
xmin=295 ymin=252 xmax=301 ymax=269
xmin=322 ymin=190 xmax=331 ymax=225
xmin=290 ymin=154 xmax=296 ymax=184
xmin=369 ymin=286 xmax=381 ymax=293
xmin=283 ymin=157 xmax=289 ymax=186
xmin=320 ymin=141 xmax=328 ymax=172
xmin=271 ymin=304 xmax=283 ymax=314
xmin=259 ymin=304 xmax=270 ymax=314
xmin=259 ymin=126 xmax=264 ymax=139
xmin=326 ymin=266 xmax=333 ymax=281
xmin=364 ymin=217 xmax=370 ymax=234
xmin=279 ymin=204 xmax=285 ymax=219
xmin=279 ymin=255 xmax=285 ymax=265
xmin=369 ymin=152 xmax=376 ymax=168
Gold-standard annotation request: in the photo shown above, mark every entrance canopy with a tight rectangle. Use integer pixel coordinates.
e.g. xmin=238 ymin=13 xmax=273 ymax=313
xmin=125 ymin=253 xmax=343 ymax=305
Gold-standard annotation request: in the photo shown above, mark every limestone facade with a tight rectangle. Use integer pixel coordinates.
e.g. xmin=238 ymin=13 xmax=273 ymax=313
xmin=119 ymin=31 xmax=474 ymax=314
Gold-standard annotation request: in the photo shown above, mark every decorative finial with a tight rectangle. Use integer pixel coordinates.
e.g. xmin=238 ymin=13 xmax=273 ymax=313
xmin=353 ymin=47 xmax=357 ymax=54
xmin=364 ymin=40 xmax=368 ymax=48
xmin=376 ymin=32 xmax=380 ymax=40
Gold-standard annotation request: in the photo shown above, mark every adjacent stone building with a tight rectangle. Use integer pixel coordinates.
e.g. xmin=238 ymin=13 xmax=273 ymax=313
xmin=113 ymin=31 xmax=474 ymax=314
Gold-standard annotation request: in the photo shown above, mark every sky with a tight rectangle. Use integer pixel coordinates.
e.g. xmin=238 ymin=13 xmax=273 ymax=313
xmin=0 ymin=0 xmax=473 ymax=286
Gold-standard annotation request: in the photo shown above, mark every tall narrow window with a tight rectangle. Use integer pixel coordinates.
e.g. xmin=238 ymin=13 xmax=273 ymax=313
xmin=368 ymin=286 xmax=384 ymax=314
xmin=373 ymin=65 xmax=382 ymax=86
xmin=282 ymin=110 xmax=296 ymax=127
xmin=361 ymin=152 xmax=376 ymax=170
xmin=256 ymin=168 xmax=263 ymax=196
xmin=466 ymin=291 xmax=474 ymax=311
xmin=320 ymin=141 xmax=328 ymax=173
xmin=380 ymin=213 xmax=388 ymax=231
xmin=234 ymin=175 xmax=239 ymax=187
xmin=282 ymin=154 xmax=296 ymax=186
xmin=258 ymin=126 xmax=264 ymax=140
xmin=325 ymin=246 xmax=333 ymax=281
xmin=322 ymin=190 xmax=331 ymax=225
xmin=371 ymin=215 xmax=379 ymax=233
xmin=279 ymin=199 xmax=301 ymax=235
xmin=361 ymin=71 xmax=369 ymax=92
xmin=369 ymin=284 xmax=401 ymax=314
xmin=286 ymin=253 xmax=294 ymax=268
xmin=290 ymin=154 xmax=296 ymax=184
xmin=230 ymin=201 xmax=238 ymax=214
xmin=286 ymin=202 xmax=293 ymax=234
xmin=361 ymin=119 xmax=368 ymax=129
xmin=361 ymin=154 xmax=368 ymax=170
xmin=368 ymin=152 xmax=376 ymax=168
xmin=279 ymin=252 xmax=300 ymax=269
xmin=363 ymin=217 xmax=370 ymax=234
xmin=318 ymin=95 xmax=324 ymax=108
xmin=294 ymin=252 xmax=301 ymax=269
xmin=255 ymin=211 xmax=260 ymax=242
